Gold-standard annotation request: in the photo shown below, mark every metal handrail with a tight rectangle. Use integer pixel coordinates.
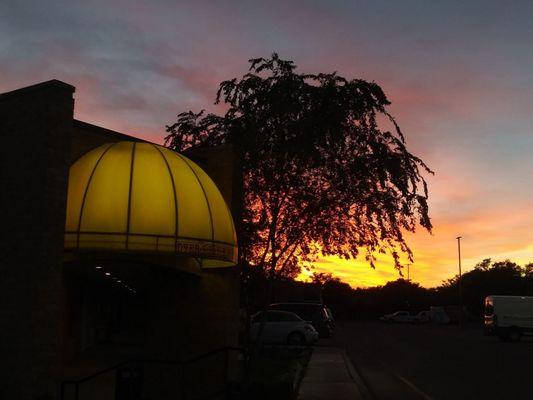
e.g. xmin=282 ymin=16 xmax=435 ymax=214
xmin=60 ymin=346 xmax=245 ymax=400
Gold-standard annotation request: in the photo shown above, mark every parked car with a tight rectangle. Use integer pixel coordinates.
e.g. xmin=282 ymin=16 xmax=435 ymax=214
xmin=325 ymin=306 xmax=335 ymax=329
xmin=268 ymin=302 xmax=334 ymax=338
xmin=412 ymin=310 xmax=431 ymax=324
xmin=380 ymin=311 xmax=414 ymax=323
xmin=250 ymin=310 xmax=319 ymax=345
xmin=429 ymin=306 xmax=451 ymax=324
xmin=484 ymin=295 xmax=533 ymax=342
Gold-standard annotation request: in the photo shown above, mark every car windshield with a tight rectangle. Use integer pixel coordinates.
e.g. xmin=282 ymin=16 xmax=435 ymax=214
xmin=269 ymin=303 xmax=324 ymax=320
xmin=250 ymin=313 xmax=263 ymax=324
xmin=252 ymin=311 xmax=302 ymax=323
xmin=269 ymin=311 xmax=302 ymax=322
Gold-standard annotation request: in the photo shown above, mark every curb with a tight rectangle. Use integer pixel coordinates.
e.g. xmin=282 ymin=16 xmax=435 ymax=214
xmin=293 ymin=347 xmax=314 ymax=399
xmin=340 ymin=349 xmax=374 ymax=400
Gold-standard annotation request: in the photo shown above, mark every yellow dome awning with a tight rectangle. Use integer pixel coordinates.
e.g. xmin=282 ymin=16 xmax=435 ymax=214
xmin=64 ymin=141 xmax=237 ymax=267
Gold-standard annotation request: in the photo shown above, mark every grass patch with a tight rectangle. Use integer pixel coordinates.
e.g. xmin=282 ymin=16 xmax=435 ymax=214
xmin=247 ymin=346 xmax=312 ymax=400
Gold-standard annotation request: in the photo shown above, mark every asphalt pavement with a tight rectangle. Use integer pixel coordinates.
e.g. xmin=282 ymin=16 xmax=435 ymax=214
xmin=319 ymin=320 xmax=533 ymax=400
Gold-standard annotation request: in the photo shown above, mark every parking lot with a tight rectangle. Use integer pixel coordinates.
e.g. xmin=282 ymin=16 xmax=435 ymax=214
xmin=322 ymin=321 xmax=533 ymax=400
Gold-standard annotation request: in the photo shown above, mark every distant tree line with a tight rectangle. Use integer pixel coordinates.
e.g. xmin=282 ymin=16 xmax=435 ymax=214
xmin=311 ymin=259 xmax=533 ymax=320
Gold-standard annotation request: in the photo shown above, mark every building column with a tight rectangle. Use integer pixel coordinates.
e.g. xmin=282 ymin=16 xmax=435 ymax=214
xmin=0 ymin=80 xmax=75 ymax=399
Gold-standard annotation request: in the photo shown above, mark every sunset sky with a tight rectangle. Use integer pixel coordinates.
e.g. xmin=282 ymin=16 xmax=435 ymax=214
xmin=2 ymin=1 xmax=532 ymax=288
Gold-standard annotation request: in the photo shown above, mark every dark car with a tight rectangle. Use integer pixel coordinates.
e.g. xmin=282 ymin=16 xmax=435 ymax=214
xmin=268 ymin=302 xmax=334 ymax=338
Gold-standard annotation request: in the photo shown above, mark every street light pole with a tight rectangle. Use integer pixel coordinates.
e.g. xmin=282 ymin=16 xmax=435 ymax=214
xmin=457 ymin=237 xmax=462 ymax=272
xmin=457 ymin=236 xmax=463 ymax=325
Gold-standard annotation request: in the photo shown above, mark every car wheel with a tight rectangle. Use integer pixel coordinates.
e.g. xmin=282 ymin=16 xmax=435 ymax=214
xmin=508 ymin=327 xmax=522 ymax=343
xmin=288 ymin=332 xmax=306 ymax=346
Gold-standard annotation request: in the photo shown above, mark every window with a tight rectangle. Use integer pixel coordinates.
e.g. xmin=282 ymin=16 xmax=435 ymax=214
xmin=251 ymin=311 xmax=285 ymax=323
xmin=270 ymin=303 xmax=328 ymax=320
xmin=278 ymin=312 xmax=302 ymax=322
xmin=251 ymin=312 xmax=263 ymax=323
xmin=267 ymin=312 xmax=282 ymax=322
xmin=290 ymin=306 xmax=309 ymax=320
xmin=396 ymin=311 xmax=407 ymax=316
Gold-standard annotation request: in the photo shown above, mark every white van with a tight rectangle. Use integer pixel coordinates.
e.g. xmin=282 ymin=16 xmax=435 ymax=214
xmin=484 ymin=295 xmax=533 ymax=342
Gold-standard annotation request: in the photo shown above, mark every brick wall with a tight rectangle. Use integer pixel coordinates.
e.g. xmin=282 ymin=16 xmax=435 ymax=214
xmin=185 ymin=145 xmax=242 ymax=344
xmin=0 ymin=80 xmax=75 ymax=399
xmin=70 ymin=120 xmax=142 ymax=164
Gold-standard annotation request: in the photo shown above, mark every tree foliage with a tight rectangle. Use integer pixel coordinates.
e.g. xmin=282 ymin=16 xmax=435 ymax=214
xmin=311 ymin=272 xmax=340 ymax=286
xmin=439 ymin=258 xmax=527 ymax=315
xmin=166 ymin=54 xmax=433 ymax=278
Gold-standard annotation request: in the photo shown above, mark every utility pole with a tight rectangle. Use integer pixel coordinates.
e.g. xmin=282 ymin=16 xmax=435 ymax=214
xmin=456 ymin=237 xmax=462 ymax=300
xmin=457 ymin=236 xmax=463 ymax=326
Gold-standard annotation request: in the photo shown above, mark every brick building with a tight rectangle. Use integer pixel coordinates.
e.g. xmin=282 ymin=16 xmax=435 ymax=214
xmin=0 ymin=80 xmax=241 ymax=399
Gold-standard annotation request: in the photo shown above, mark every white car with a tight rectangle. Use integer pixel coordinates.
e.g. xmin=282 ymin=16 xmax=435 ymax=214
xmin=380 ymin=311 xmax=414 ymax=323
xmin=250 ymin=310 xmax=319 ymax=345
xmin=412 ymin=310 xmax=431 ymax=324
xmin=429 ymin=306 xmax=450 ymax=324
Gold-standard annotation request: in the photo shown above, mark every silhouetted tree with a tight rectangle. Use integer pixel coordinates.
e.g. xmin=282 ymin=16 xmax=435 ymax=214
xmin=166 ymin=53 xmax=433 ymax=283
xmin=338 ymin=279 xmax=431 ymax=319
xmin=322 ymin=278 xmax=357 ymax=318
xmin=311 ymin=272 xmax=340 ymax=286
xmin=437 ymin=259 xmax=526 ymax=316
xmin=474 ymin=258 xmax=492 ymax=271
xmin=524 ymin=262 xmax=533 ymax=278
xmin=523 ymin=263 xmax=533 ymax=295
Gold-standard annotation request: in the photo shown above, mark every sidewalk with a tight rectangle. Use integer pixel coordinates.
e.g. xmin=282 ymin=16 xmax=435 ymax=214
xmin=298 ymin=347 xmax=371 ymax=400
